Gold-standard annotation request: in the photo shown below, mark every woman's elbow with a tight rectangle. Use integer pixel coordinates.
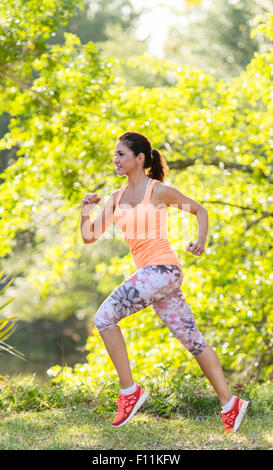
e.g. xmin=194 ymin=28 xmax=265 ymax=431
xmin=82 ymin=234 xmax=96 ymax=244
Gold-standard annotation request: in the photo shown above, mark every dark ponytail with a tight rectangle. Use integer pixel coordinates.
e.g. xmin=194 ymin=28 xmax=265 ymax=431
xmin=118 ymin=131 xmax=169 ymax=182
xmin=147 ymin=148 xmax=169 ymax=182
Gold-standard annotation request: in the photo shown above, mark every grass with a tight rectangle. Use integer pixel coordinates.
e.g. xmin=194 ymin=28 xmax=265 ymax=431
xmin=0 ymin=374 xmax=272 ymax=450
xmin=0 ymin=407 xmax=272 ymax=450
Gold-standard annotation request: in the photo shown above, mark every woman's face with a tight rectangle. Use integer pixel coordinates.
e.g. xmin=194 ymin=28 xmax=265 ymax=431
xmin=114 ymin=140 xmax=143 ymax=176
xmin=113 ymin=140 xmax=134 ymax=175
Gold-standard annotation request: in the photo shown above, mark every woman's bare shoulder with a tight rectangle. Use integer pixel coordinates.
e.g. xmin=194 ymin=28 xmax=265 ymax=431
xmin=112 ymin=188 xmax=121 ymax=211
xmin=153 ymin=181 xmax=170 ymax=203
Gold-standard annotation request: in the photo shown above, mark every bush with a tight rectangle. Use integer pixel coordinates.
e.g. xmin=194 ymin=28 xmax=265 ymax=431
xmin=1 ymin=372 xmax=272 ymax=418
xmin=0 ymin=375 xmax=94 ymax=412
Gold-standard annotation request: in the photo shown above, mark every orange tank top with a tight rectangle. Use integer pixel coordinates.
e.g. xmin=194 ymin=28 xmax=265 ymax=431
xmin=113 ymin=178 xmax=180 ymax=270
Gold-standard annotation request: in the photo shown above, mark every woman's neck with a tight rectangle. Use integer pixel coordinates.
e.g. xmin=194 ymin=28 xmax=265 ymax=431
xmin=126 ymin=174 xmax=150 ymax=191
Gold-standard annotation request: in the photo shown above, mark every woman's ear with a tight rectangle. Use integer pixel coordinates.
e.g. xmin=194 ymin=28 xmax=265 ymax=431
xmin=138 ymin=152 xmax=145 ymax=164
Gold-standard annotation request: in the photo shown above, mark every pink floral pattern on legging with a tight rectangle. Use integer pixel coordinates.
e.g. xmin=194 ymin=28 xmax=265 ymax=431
xmin=93 ymin=264 xmax=207 ymax=357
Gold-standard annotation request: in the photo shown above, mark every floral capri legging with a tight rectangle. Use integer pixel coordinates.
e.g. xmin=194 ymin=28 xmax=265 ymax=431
xmin=94 ymin=264 xmax=207 ymax=357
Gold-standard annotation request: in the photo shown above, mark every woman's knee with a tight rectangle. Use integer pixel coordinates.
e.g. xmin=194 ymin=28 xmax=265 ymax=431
xmin=188 ymin=337 xmax=207 ymax=357
xmin=171 ymin=324 xmax=207 ymax=357
xmin=93 ymin=308 xmax=117 ymax=333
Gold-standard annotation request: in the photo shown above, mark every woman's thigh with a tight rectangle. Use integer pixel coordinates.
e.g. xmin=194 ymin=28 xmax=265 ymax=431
xmin=94 ymin=264 xmax=183 ymax=332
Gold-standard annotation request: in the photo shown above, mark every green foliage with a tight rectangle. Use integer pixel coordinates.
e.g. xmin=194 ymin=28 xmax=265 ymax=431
xmin=1 ymin=373 xmax=272 ymax=420
xmin=164 ymin=0 xmax=271 ymax=80
xmin=0 ymin=270 xmax=25 ymax=362
xmin=0 ymin=2 xmax=272 ymax=383
xmin=0 ymin=375 xmax=90 ymax=412
xmin=243 ymin=379 xmax=273 ymax=416
xmin=0 ymin=0 xmax=79 ymax=74
xmin=251 ymin=10 xmax=273 ymax=41
xmin=47 ymin=0 xmax=141 ymax=46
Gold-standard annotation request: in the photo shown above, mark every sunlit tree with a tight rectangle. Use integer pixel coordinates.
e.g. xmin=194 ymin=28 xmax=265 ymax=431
xmin=0 ymin=1 xmax=272 ymax=381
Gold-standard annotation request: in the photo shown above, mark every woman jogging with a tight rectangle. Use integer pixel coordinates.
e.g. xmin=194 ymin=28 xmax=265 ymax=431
xmin=80 ymin=131 xmax=249 ymax=432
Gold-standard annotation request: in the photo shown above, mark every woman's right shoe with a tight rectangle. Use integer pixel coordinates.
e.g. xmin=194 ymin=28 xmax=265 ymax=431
xmin=112 ymin=384 xmax=149 ymax=428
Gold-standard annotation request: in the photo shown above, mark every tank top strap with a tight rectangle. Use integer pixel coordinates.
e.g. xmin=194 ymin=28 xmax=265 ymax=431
xmin=115 ymin=185 xmax=127 ymax=208
xmin=142 ymin=178 xmax=158 ymax=204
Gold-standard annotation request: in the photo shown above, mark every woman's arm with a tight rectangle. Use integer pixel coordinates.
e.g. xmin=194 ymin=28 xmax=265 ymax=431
xmin=195 ymin=208 xmax=208 ymax=244
xmin=158 ymin=183 xmax=208 ymax=255
xmin=81 ymin=190 xmax=119 ymax=244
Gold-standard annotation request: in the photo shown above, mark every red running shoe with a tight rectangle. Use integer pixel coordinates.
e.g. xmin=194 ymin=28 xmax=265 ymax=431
xmin=112 ymin=384 xmax=149 ymax=428
xmin=221 ymin=396 xmax=250 ymax=433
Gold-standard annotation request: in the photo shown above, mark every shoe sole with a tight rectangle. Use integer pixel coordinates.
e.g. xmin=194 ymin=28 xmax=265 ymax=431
xmin=233 ymin=401 xmax=250 ymax=433
xmin=112 ymin=391 xmax=149 ymax=428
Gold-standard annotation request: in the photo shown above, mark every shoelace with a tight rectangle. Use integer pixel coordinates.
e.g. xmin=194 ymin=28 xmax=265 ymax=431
xmin=115 ymin=395 xmax=128 ymax=411
xmin=222 ymin=411 xmax=236 ymax=430
xmin=115 ymin=394 xmax=135 ymax=416
xmin=115 ymin=395 xmax=124 ymax=407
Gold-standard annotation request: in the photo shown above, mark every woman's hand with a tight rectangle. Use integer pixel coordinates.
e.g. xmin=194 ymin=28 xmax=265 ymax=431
xmin=81 ymin=192 xmax=101 ymax=207
xmin=186 ymin=240 xmax=206 ymax=256
xmin=81 ymin=192 xmax=101 ymax=215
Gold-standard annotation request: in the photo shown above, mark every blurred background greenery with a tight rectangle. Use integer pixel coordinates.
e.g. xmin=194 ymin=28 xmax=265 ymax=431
xmin=0 ymin=0 xmax=272 ymax=386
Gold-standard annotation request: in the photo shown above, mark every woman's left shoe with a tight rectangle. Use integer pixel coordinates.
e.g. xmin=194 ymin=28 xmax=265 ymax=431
xmin=221 ymin=396 xmax=250 ymax=433
xmin=112 ymin=384 xmax=149 ymax=428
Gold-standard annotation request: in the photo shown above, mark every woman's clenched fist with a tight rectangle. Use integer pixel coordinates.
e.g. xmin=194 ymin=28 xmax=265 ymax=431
xmin=81 ymin=192 xmax=101 ymax=207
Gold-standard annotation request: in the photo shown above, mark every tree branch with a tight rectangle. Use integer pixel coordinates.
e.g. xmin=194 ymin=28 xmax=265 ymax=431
xmin=246 ymin=211 xmax=273 ymax=230
xmin=166 ymin=155 xmax=272 ymax=183
xmin=0 ymin=70 xmax=59 ymax=111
